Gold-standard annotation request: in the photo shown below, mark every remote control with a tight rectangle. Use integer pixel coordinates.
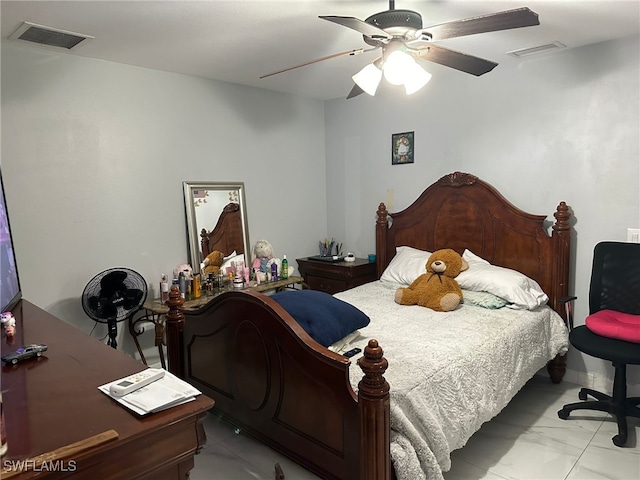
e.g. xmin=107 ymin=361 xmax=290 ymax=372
xmin=343 ymin=347 xmax=361 ymax=358
xmin=109 ymin=368 xmax=165 ymax=397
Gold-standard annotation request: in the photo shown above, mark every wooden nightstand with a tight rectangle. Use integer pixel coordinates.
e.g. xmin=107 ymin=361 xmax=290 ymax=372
xmin=296 ymin=257 xmax=377 ymax=294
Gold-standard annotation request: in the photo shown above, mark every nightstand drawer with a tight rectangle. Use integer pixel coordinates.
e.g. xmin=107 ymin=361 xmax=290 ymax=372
xmin=305 ymin=275 xmax=348 ymax=295
xmin=297 ymin=257 xmax=377 ymax=295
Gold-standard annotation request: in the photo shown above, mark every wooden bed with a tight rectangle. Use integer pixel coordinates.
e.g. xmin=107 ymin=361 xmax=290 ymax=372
xmin=165 ymin=172 xmax=572 ymax=480
xmin=200 ymin=202 xmax=246 ymax=258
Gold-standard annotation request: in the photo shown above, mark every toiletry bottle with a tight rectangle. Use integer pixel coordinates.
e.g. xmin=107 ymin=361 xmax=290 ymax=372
xmin=207 ymin=273 xmax=214 ymax=295
xmin=233 ymin=272 xmax=244 ymax=289
xmin=178 ymin=271 xmax=186 ymax=298
xmin=160 ymin=274 xmax=170 ymax=302
xmin=183 ymin=269 xmax=191 ymax=296
xmin=281 ymin=255 xmax=288 ymax=279
xmin=192 ymin=273 xmax=201 ymax=298
xmin=271 ymin=262 xmax=278 ymax=282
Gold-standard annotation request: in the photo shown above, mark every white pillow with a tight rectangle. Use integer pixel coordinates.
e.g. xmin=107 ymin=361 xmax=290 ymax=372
xmin=456 ymin=249 xmax=548 ymax=310
xmin=380 ymin=246 xmax=432 ymax=285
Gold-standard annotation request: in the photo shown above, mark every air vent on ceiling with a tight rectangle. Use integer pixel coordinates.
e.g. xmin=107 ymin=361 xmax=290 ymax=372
xmin=507 ymin=41 xmax=566 ymax=58
xmin=9 ymin=22 xmax=93 ymax=50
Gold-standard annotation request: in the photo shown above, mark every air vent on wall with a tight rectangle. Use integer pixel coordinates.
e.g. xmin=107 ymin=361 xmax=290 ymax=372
xmin=506 ymin=41 xmax=566 ymax=58
xmin=9 ymin=22 xmax=93 ymax=50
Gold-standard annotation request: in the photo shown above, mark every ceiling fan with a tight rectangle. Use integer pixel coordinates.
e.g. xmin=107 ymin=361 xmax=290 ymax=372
xmin=260 ymin=1 xmax=540 ymax=98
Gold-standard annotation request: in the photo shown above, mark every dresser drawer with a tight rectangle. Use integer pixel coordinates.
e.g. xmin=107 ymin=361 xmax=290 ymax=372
xmin=305 ymin=275 xmax=348 ymax=295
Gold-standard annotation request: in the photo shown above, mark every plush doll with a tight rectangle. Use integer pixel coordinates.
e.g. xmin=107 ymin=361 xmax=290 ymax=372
xmin=202 ymin=251 xmax=225 ymax=276
xmin=252 ymin=239 xmax=275 ymax=274
xmin=1 ymin=312 xmax=16 ymax=338
xmin=173 ymin=264 xmax=193 ymax=280
xmin=394 ymin=248 xmax=469 ymax=312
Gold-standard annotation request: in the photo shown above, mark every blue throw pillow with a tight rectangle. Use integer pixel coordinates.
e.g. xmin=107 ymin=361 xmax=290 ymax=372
xmin=270 ymin=290 xmax=370 ymax=347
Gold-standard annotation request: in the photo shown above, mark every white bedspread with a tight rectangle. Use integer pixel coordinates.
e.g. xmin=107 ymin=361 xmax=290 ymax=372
xmin=334 ymin=281 xmax=569 ymax=480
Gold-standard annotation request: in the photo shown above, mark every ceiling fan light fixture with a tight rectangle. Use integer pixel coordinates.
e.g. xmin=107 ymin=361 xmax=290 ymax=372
xmin=404 ymin=63 xmax=432 ymax=95
xmin=264 ymin=6 xmax=542 ymax=99
xmin=383 ymin=50 xmax=415 ymax=85
xmin=352 ymin=63 xmax=382 ymax=96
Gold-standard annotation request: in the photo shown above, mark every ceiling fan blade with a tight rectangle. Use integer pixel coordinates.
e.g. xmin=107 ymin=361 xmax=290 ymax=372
xmin=416 ymin=44 xmax=498 ymax=76
xmin=346 ymin=84 xmax=365 ymax=99
xmin=260 ymin=47 xmax=375 ymax=79
xmin=420 ymin=7 xmax=539 ymax=41
xmin=320 ymin=15 xmax=392 ymax=41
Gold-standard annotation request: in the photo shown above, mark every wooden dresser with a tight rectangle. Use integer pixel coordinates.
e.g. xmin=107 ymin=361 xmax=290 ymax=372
xmin=296 ymin=257 xmax=377 ymax=294
xmin=1 ymin=300 xmax=214 ymax=479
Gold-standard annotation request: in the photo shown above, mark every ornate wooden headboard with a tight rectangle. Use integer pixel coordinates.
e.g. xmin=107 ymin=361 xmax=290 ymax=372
xmin=200 ymin=203 xmax=245 ymax=258
xmin=375 ymin=172 xmax=571 ymax=319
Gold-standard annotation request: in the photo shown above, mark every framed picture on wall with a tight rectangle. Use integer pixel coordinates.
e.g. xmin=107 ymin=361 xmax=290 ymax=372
xmin=392 ymin=131 xmax=414 ymax=165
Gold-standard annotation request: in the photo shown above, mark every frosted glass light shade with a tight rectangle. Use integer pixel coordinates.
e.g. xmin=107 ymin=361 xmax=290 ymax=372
xmin=404 ymin=63 xmax=432 ymax=94
xmin=352 ymin=63 xmax=382 ymax=96
xmin=383 ymin=50 xmax=415 ymax=86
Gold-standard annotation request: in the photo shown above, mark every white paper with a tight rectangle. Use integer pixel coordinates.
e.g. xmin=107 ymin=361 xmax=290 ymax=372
xmin=99 ymin=369 xmax=202 ymax=415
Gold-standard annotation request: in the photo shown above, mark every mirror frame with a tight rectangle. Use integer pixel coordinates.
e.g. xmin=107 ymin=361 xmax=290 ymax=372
xmin=182 ymin=181 xmax=250 ymax=274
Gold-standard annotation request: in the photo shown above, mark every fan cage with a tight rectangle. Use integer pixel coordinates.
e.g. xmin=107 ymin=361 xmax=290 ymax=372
xmin=82 ymin=267 xmax=148 ymax=324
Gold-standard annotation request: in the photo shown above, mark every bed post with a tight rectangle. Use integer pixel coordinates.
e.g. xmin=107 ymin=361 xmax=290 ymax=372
xmin=376 ymin=203 xmax=389 ymax=278
xmin=551 ymin=201 xmax=571 ymax=317
xmin=548 ymin=201 xmax=572 ymax=383
xmin=358 ymin=339 xmax=391 ymax=480
xmin=200 ymin=228 xmax=210 ymax=258
xmin=165 ymin=285 xmax=185 ymax=378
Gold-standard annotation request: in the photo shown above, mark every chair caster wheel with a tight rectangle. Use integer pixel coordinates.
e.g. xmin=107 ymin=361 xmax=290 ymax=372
xmin=558 ymin=409 xmax=569 ymax=420
xmin=612 ymin=434 xmax=626 ymax=447
xmin=578 ymin=390 xmax=587 ymax=401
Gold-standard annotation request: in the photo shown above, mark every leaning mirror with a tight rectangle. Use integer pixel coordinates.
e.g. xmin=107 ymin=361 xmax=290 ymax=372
xmin=182 ymin=182 xmax=250 ymax=274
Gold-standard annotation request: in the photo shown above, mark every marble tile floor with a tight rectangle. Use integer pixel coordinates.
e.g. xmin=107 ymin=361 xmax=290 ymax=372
xmin=191 ymin=375 xmax=639 ymax=480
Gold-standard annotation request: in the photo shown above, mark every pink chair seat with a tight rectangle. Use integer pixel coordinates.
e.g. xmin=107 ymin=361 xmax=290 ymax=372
xmin=585 ymin=309 xmax=640 ymax=343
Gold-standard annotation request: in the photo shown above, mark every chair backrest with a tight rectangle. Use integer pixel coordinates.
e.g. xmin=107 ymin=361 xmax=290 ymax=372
xmin=589 ymin=241 xmax=640 ymax=315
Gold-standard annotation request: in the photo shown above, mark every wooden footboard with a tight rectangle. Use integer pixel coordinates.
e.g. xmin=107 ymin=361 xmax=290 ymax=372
xmin=165 ymin=287 xmax=391 ymax=480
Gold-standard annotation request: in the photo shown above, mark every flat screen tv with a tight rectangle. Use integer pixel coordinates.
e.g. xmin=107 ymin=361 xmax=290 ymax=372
xmin=1 ymin=170 xmax=21 ymax=313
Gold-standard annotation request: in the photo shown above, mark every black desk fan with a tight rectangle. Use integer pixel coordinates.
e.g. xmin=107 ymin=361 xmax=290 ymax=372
xmin=82 ymin=268 xmax=147 ymax=349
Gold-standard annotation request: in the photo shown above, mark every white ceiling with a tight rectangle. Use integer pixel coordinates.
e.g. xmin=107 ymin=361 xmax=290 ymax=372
xmin=2 ymin=1 xmax=639 ymax=100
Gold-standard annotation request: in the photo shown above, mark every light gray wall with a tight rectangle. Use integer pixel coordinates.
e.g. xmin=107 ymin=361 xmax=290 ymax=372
xmin=324 ymin=35 xmax=640 ymax=387
xmin=2 ymin=34 xmax=638 ymax=385
xmin=1 ymin=43 xmax=327 ymax=358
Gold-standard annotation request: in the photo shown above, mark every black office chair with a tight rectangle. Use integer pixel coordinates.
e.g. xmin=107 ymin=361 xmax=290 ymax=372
xmin=557 ymin=241 xmax=640 ymax=447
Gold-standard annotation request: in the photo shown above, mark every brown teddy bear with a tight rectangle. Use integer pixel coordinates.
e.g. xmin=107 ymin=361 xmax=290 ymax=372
xmin=202 ymin=250 xmax=225 ymax=276
xmin=394 ymin=248 xmax=469 ymax=312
